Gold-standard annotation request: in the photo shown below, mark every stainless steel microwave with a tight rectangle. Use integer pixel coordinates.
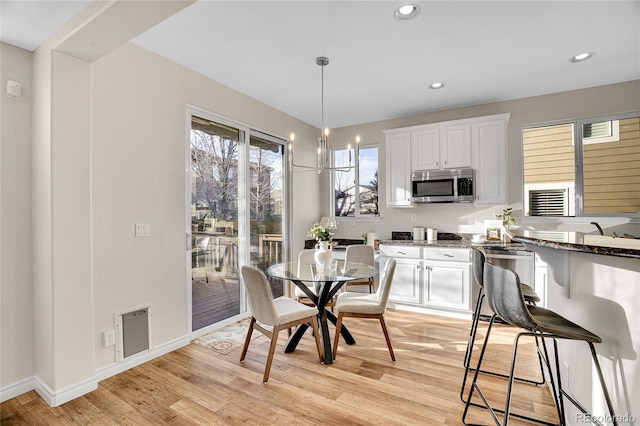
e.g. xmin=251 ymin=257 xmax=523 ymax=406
xmin=411 ymin=168 xmax=474 ymax=203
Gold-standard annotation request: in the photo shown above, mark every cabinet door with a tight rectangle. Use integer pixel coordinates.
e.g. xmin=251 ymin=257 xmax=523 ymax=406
xmin=425 ymin=261 xmax=470 ymax=311
xmin=440 ymin=124 xmax=472 ymax=169
xmin=385 ymin=132 xmax=413 ymax=207
xmin=389 ymin=258 xmax=421 ymax=304
xmin=411 ymin=128 xmax=440 ymax=170
xmin=472 ymin=119 xmax=507 ymax=205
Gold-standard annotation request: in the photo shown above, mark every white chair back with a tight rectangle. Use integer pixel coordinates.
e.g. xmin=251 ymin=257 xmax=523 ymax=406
xmin=376 ymin=258 xmax=397 ymax=309
xmin=297 ymin=249 xmax=316 ymax=280
xmin=345 ymin=245 xmax=374 ymax=267
xmin=241 ymin=265 xmax=278 ymax=326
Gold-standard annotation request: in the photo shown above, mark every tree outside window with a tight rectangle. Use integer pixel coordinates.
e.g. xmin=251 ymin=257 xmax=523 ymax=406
xmin=333 ymin=146 xmax=379 ymax=217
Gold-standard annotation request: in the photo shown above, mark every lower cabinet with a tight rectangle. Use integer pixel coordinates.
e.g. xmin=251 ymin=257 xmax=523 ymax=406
xmin=424 ymin=260 xmax=471 ymax=311
xmin=389 ymin=257 xmax=422 ymax=304
xmin=382 ymin=245 xmax=472 ymax=314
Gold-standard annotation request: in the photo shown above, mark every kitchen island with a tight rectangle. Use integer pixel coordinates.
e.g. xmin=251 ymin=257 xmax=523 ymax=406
xmin=510 ymin=229 xmax=639 ymax=425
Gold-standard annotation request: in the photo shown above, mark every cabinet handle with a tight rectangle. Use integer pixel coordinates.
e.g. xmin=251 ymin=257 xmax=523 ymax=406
xmin=398 ymin=251 xmax=407 ymax=255
xmin=444 ymin=253 xmax=454 ymax=258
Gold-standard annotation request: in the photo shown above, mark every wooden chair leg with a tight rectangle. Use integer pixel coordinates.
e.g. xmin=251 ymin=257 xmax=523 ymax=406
xmin=378 ymin=314 xmax=395 ymax=361
xmin=332 ymin=312 xmax=344 ymax=359
xmin=240 ymin=317 xmax=256 ymax=362
xmin=263 ymin=325 xmax=280 ymax=382
xmin=309 ymin=316 xmax=324 ymax=362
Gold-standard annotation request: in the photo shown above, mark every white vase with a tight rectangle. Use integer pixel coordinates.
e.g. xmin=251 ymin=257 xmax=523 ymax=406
xmin=314 ymin=241 xmax=333 ymax=275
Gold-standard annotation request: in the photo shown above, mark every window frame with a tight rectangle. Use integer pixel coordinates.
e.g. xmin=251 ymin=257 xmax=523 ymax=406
xmin=521 ymin=111 xmax=640 ymax=220
xmin=330 ymin=142 xmax=380 ymax=221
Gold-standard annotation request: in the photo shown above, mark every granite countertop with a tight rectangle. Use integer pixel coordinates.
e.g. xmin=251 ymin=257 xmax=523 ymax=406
xmin=378 ymin=232 xmax=529 ymax=252
xmin=508 ymin=229 xmax=640 ymax=260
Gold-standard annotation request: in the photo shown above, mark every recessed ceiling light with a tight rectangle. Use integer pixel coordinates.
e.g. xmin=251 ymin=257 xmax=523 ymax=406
xmin=394 ymin=4 xmax=421 ymax=21
xmin=569 ymin=52 xmax=595 ymax=63
xmin=429 ymin=82 xmax=445 ymax=89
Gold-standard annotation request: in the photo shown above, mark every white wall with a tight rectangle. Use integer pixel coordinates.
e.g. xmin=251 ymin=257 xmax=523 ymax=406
xmin=326 ymin=80 xmax=640 ymax=240
xmin=90 ymin=42 xmax=321 ymax=370
xmin=1 ymin=42 xmax=34 ymax=392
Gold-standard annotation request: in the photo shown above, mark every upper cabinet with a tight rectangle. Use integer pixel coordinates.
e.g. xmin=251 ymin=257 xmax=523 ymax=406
xmin=384 ymin=130 xmax=413 ymax=207
xmin=411 ymin=125 xmax=471 ymax=171
xmin=439 ymin=124 xmax=472 ymax=169
xmin=385 ymin=113 xmax=510 ymax=207
xmin=472 ymin=118 xmax=508 ymax=205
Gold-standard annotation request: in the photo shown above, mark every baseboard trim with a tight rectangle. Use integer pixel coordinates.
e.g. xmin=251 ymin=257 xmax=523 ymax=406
xmin=0 ymin=376 xmax=35 ymax=403
xmin=1 ymin=334 xmax=191 ymax=406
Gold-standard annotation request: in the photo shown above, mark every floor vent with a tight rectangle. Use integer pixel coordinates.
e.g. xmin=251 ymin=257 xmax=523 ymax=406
xmin=116 ymin=306 xmax=151 ymax=361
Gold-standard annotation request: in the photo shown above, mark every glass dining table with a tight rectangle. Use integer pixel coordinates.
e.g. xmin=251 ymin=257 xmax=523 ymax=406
xmin=266 ymin=261 xmax=377 ymax=365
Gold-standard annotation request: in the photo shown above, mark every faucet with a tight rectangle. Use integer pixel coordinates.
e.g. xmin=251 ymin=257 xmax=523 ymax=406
xmin=590 ymin=222 xmax=604 ymax=236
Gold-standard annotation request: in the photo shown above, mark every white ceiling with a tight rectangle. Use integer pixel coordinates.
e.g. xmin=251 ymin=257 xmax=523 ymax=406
xmin=3 ymin=1 xmax=639 ymax=129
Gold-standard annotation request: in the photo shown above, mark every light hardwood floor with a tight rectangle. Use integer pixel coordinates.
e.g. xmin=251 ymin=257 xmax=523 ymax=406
xmin=1 ymin=310 xmax=559 ymax=425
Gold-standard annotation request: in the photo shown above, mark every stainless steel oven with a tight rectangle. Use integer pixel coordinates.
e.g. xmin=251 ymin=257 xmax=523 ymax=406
xmin=473 ymin=248 xmax=536 ymax=318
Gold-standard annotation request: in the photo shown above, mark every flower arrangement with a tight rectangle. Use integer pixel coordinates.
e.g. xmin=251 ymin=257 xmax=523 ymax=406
xmin=308 ymin=222 xmax=336 ymax=242
xmin=495 ymin=207 xmax=517 ymax=229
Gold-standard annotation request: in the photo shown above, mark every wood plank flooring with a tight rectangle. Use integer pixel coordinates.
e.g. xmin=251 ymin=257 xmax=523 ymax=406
xmin=1 ymin=309 xmax=559 ymax=425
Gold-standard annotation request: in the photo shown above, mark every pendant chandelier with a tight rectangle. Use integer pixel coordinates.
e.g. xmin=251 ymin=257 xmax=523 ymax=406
xmin=288 ymin=56 xmax=360 ymax=174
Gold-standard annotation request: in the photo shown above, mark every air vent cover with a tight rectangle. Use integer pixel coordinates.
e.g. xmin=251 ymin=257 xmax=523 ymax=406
xmin=529 ymin=189 xmax=568 ymax=216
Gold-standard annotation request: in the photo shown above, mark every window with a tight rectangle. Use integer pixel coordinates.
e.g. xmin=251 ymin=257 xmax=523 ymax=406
xmin=333 ymin=145 xmax=379 ymax=217
xmin=522 ymin=113 xmax=640 ymax=217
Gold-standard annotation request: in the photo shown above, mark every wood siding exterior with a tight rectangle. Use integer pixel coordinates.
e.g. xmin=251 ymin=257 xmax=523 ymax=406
xmin=583 ymin=117 xmax=640 ymax=214
xmin=523 ymin=123 xmax=574 ymax=184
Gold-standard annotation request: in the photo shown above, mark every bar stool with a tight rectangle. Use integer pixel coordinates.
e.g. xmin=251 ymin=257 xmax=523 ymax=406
xmin=462 ymin=261 xmax=617 ymax=426
xmin=460 ymin=247 xmax=545 ymax=404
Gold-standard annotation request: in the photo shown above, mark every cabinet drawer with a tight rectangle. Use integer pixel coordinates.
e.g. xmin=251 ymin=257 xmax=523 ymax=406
xmin=423 ymin=248 xmax=470 ymax=262
xmin=379 ymin=245 xmax=422 ymax=258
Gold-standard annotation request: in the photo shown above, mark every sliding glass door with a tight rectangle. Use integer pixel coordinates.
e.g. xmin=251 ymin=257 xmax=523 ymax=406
xmin=189 ymin=112 xmax=286 ymax=332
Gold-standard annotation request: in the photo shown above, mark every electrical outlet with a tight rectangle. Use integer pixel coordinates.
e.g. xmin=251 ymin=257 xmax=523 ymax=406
xmin=349 ymin=221 xmax=356 ymax=227
xmin=103 ymin=330 xmax=116 ymax=347
xmin=135 ymin=223 xmax=150 ymax=237
xmin=411 ymin=214 xmax=417 ymax=222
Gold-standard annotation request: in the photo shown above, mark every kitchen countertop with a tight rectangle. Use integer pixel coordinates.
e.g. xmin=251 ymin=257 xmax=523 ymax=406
xmin=378 ymin=238 xmax=529 ymax=252
xmin=508 ymin=229 xmax=640 ymax=259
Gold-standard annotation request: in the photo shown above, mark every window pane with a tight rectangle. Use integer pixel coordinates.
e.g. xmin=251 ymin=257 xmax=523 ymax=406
xmin=334 ymin=149 xmax=355 ymax=216
xmin=359 ymin=146 xmax=379 ymax=215
xmin=583 ymin=117 xmax=640 ymax=214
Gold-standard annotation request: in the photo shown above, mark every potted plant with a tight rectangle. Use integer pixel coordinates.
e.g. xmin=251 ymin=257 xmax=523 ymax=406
xmin=495 ymin=207 xmax=517 ymax=230
xmin=308 ymin=222 xmax=336 ymax=275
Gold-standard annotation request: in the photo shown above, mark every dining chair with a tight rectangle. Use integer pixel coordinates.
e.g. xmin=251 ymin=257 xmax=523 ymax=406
xmin=294 ymin=249 xmax=337 ymax=309
xmin=192 ymin=237 xmax=212 ymax=282
xmin=343 ymin=245 xmax=375 ymax=293
xmin=332 ymin=258 xmax=397 ymax=361
xmin=240 ymin=265 xmax=323 ymax=382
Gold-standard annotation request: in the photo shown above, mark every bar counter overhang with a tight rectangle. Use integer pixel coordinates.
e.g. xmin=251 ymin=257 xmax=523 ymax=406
xmin=509 ymin=229 xmax=639 ymax=425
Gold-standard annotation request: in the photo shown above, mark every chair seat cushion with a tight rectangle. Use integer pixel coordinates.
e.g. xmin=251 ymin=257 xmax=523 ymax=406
xmin=522 ymin=283 xmax=540 ymax=303
xmin=528 ymin=305 xmax=602 ymax=343
xmin=272 ymin=297 xmax=318 ymax=326
xmin=335 ymin=291 xmax=383 ymax=315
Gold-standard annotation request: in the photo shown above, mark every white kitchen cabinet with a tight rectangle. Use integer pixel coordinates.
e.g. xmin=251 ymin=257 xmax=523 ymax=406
xmin=384 ymin=130 xmax=413 ymax=207
xmin=381 ymin=245 xmax=472 ymax=314
xmin=411 ymin=127 xmax=440 ymax=170
xmin=384 ymin=113 xmax=509 ymax=207
xmin=411 ymin=124 xmax=471 ymax=171
xmin=424 ymin=261 xmax=471 ymax=311
xmin=472 ymin=116 xmax=508 ymax=205
xmin=389 ymin=257 xmax=422 ymax=304
xmin=439 ymin=124 xmax=472 ymax=169
xmin=422 ymin=248 xmax=471 ymax=311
